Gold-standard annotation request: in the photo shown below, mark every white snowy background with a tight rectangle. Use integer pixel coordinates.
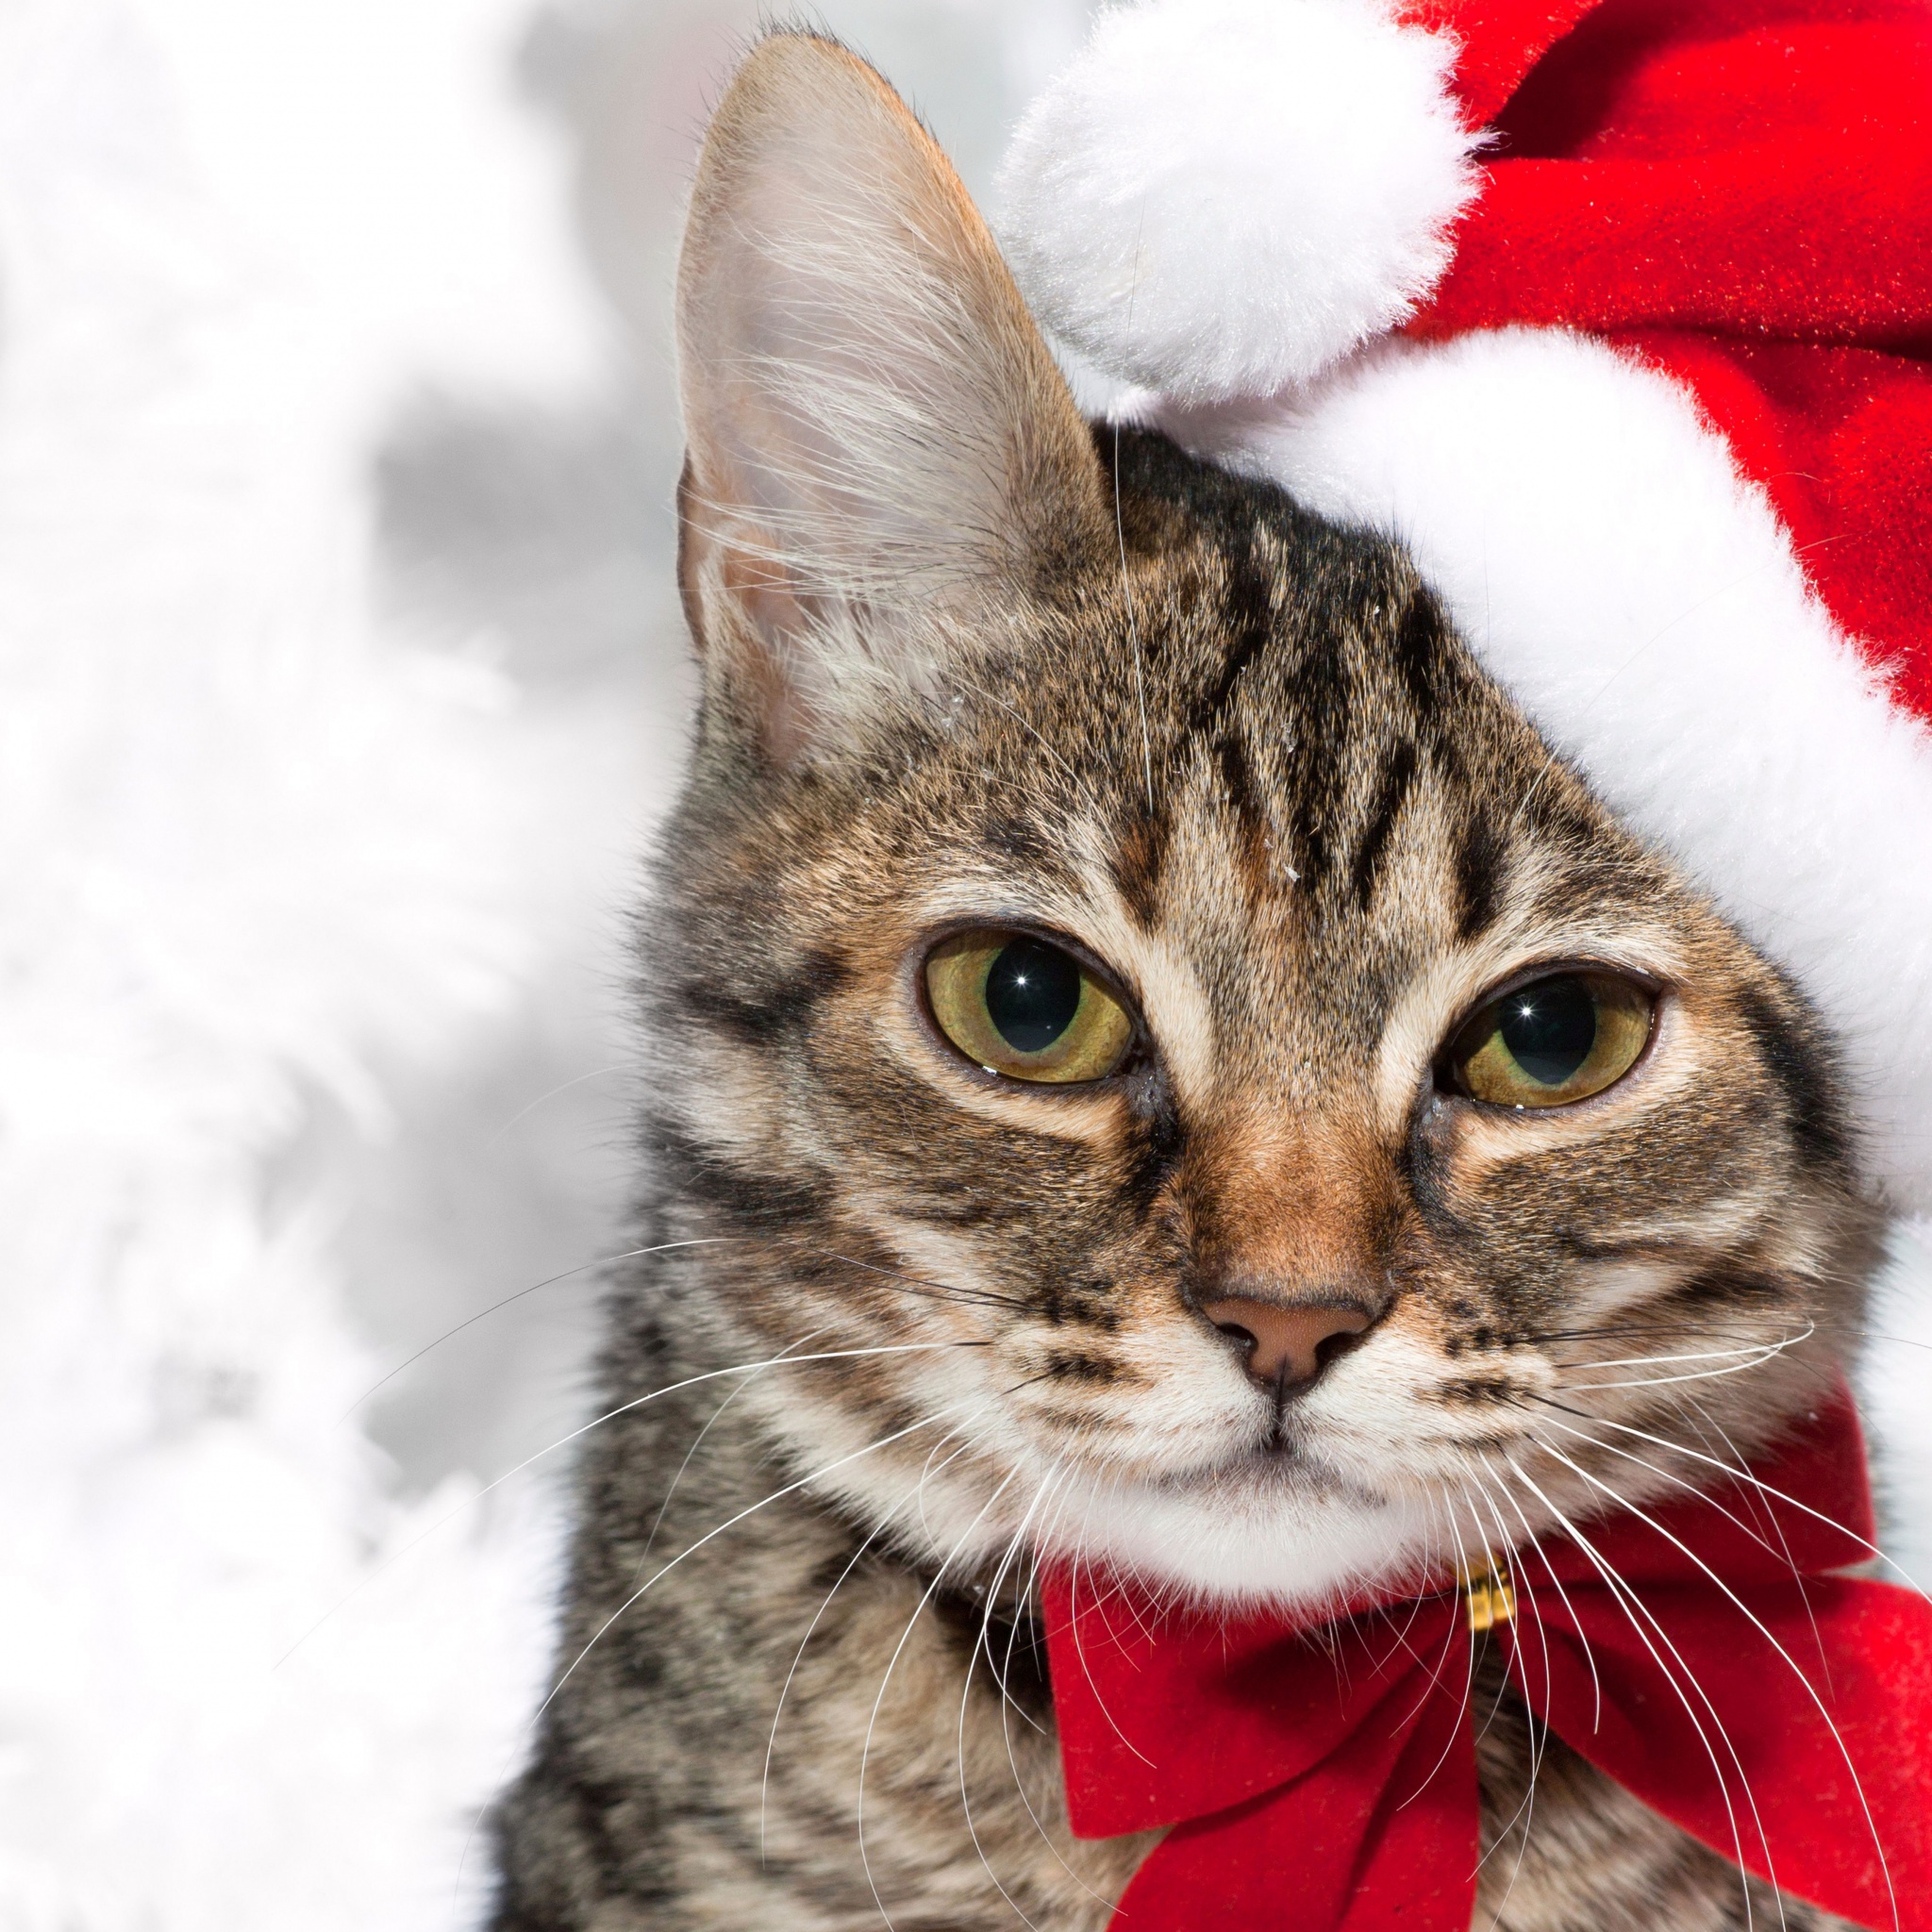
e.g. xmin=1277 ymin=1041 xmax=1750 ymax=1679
xmin=0 ymin=2 xmax=1923 ymax=1926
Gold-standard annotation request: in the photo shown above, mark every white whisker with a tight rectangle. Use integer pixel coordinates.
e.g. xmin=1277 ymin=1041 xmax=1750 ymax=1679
xmin=283 ymin=1336 xmax=982 ymax=1671
xmin=1534 ymin=1437 xmax=1898 ymax=1932
xmin=1385 ymin=1489 xmax=1482 ymax=1808
xmin=1552 ymin=1329 xmax=1813 ymax=1374
xmin=1060 ymin=1483 xmax=1159 ymax=1771
xmin=953 ymin=1470 xmax=1079 ymax=1927
xmin=1487 ymin=1466 xmax=1601 ymax=1732
xmin=759 ymin=1422 xmax=982 ymax=1861
xmin=638 ymin=1327 xmax=833 ymax=1585
xmin=459 ymin=1396 xmax=991 ymax=1908
xmin=1526 ymin=1400 xmax=1840 ymax=1687
xmin=341 ymin=1237 xmax=735 ymax=1420
xmin=1674 ymin=1391 xmax=1836 ymax=1684
xmin=1555 ymin=1341 xmax=1799 ymax=1392
xmin=1527 ymin=1404 xmax=1808 ymax=1577
xmin=1463 ymin=1466 xmax=1550 ymax=1928
xmin=1535 ymin=1397 xmax=1925 ymax=1597
xmin=990 ymin=1500 xmax=1122 ymax=1912
xmin=1507 ymin=1456 xmax=1774 ymax=1932
xmin=858 ymin=1468 xmax=1020 ymax=1932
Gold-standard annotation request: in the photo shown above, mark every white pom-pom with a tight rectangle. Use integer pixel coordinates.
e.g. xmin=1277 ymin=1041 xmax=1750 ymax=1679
xmin=994 ymin=0 xmax=1481 ymax=402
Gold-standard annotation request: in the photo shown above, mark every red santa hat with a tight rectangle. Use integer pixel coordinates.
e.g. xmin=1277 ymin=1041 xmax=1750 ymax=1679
xmin=995 ymin=0 xmax=1932 ymax=1218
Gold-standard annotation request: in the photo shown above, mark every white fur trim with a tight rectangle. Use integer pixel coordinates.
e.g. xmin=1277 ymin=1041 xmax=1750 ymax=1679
xmin=1860 ymin=1220 xmax=1932 ymax=1580
xmin=994 ymin=0 xmax=1481 ymax=401
xmin=1152 ymin=327 xmax=1932 ymax=1214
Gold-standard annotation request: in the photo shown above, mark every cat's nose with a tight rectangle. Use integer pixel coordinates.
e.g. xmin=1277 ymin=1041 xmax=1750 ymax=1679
xmin=1202 ymin=1296 xmax=1374 ymax=1391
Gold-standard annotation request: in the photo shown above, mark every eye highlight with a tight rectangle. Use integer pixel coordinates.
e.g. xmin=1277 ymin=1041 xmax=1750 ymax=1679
xmin=924 ymin=930 xmax=1134 ymax=1084
xmin=1443 ymin=971 xmax=1654 ymax=1109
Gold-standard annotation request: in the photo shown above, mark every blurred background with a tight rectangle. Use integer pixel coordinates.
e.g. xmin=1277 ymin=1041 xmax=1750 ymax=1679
xmin=0 ymin=3 xmax=1924 ymax=1926
xmin=0 ymin=3 xmax=1100 ymax=1925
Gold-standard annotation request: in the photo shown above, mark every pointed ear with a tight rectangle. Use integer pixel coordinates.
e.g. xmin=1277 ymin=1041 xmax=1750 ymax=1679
xmin=675 ymin=31 xmax=1111 ymax=762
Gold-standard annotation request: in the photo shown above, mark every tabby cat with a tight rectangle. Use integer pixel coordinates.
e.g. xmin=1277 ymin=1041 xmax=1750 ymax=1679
xmin=489 ymin=29 xmax=1875 ymax=1931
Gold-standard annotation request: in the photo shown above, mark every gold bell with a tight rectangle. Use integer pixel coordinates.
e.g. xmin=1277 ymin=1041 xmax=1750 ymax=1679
xmin=1459 ymin=1557 xmax=1517 ymax=1634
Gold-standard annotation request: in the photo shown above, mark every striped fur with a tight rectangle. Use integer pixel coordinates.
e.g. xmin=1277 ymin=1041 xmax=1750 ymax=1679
xmin=490 ymin=33 xmax=1878 ymax=1931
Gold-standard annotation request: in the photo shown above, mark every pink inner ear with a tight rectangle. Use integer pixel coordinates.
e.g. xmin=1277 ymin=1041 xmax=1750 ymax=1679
xmin=722 ymin=541 xmax=806 ymax=651
xmin=671 ymin=30 xmax=1110 ymax=766
xmin=719 ymin=539 xmax=820 ymax=765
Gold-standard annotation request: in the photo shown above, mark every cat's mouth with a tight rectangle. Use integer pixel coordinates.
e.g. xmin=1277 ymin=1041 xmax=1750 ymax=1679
xmin=1247 ymin=1414 xmax=1305 ymax=1463
xmin=1154 ymin=1422 xmax=1351 ymax=1496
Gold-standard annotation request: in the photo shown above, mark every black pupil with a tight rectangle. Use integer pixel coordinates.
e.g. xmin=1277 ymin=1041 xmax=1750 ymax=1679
xmin=1498 ymin=974 xmax=1597 ymax=1086
xmin=984 ymin=939 xmax=1083 ymax=1054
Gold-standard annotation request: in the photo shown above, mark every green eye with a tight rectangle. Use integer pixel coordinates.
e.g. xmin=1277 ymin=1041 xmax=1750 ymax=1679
xmin=924 ymin=930 xmax=1134 ymax=1084
xmin=1444 ymin=972 xmax=1654 ymax=1109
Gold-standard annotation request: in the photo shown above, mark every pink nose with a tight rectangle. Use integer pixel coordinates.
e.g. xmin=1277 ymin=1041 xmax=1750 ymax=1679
xmin=1202 ymin=1297 xmax=1374 ymax=1390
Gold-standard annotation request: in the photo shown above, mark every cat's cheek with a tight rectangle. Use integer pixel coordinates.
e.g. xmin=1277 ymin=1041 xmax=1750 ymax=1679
xmin=1562 ymin=1256 xmax=1702 ymax=1329
xmin=1300 ymin=1317 xmax=1541 ymax=1468
xmin=1001 ymin=1317 xmax=1269 ymax=1478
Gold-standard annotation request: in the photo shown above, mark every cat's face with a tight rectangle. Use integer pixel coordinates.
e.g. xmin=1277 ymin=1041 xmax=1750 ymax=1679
xmin=653 ymin=32 xmax=1873 ymax=1606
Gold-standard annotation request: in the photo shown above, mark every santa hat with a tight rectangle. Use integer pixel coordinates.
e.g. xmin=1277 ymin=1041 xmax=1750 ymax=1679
xmin=994 ymin=0 xmax=1932 ymax=1218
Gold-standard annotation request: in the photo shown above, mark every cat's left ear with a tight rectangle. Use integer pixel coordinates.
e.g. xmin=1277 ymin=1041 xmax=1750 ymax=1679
xmin=675 ymin=31 xmax=1112 ymax=762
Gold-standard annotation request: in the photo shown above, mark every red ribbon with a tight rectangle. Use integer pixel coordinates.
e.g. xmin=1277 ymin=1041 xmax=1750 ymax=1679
xmin=1045 ymin=1393 xmax=1932 ymax=1932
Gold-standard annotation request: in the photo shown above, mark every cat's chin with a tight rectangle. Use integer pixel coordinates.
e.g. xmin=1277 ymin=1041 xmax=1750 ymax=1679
xmin=1045 ymin=1449 xmax=1451 ymax=1610
xmin=759 ymin=1368 xmax=1469 ymax=1610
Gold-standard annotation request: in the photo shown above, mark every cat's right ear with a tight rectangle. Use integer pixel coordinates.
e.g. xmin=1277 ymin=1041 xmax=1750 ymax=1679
xmin=675 ymin=31 xmax=1111 ymax=764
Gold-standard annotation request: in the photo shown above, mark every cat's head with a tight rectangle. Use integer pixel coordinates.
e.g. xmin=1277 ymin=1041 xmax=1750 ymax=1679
xmin=649 ymin=31 xmax=1874 ymax=1607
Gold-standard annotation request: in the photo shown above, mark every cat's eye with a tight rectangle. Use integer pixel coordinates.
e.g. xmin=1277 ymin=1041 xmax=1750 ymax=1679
xmin=924 ymin=930 xmax=1135 ymax=1084
xmin=1442 ymin=971 xmax=1655 ymax=1109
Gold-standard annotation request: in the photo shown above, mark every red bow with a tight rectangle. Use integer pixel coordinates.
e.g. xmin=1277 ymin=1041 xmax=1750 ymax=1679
xmin=1044 ymin=1394 xmax=1932 ymax=1932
